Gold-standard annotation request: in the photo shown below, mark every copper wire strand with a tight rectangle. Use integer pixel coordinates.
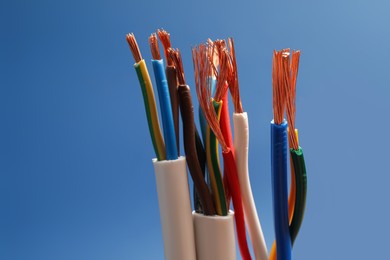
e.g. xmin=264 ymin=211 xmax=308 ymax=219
xmin=126 ymin=33 xmax=142 ymax=63
xmin=227 ymin=38 xmax=243 ymax=113
xmin=214 ymin=40 xmax=231 ymax=101
xmin=148 ymin=33 xmax=161 ymax=60
xmin=168 ymin=48 xmax=186 ymax=86
xmin=286 ymin=50 xmax=301 ymax=150
xmin=272 ymin=49 xmax=289 ymax=124
xmin=157 ymin=29 xmax=173 ymax=66
xmin=193 ymin=44 xmax=228 ymax=152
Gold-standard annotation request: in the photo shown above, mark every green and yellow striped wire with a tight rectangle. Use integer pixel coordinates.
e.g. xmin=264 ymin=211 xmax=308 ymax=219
xmin=134 ymin=60 xmax=166 ymax=161
xmin=205 ymin=99 xmax=227 ymax=216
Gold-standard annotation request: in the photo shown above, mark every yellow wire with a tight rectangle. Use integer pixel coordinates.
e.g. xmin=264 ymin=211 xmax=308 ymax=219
xmin=138 ymin=60 xmax=166 ymax=160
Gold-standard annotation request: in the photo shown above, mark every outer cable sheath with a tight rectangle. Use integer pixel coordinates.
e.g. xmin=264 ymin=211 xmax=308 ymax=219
xmin=223 ymin=150 xmax=252 ymax=260
xmin=166 ymin=66 xmax=180 ymax=156
xmin=178 ymin=84 xmax=216 ymax=215
xmin=289 ymin=147 xmax=307 ymax=245
xmin=220 ymin=91 xmax=233 ymax=205
xmin=193 ymin=211 xmax=236 ymax=260
xmin=271 ymin=120 xmax=291 ymax=260
xmin=153 ymin=157 xmax=196 ymax=260
xmin=233 ymin=113 xmax=268 ymax=260
xmin=134 ymin=60 xmax=166 ymax=161
xmin=152 ymin=59 xmax=178 ymax=160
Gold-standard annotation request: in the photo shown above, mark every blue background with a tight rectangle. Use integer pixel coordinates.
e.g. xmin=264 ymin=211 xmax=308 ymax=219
xmin=1 ymin=0 xmax=389 ymax=259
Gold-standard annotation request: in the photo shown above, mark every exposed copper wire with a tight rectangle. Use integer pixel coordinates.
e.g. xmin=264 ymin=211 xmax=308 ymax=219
xmin=157 ymin=29 xmax=174 ymax=66
xmin=286 ymin=50 xmax=301 ymax=150
xmin=148 ymin=33 xmax=161 ymax=60
xmin=193 ymin=44 xmax=228 ymax=152
xmin=168 ymin=48 xmax=186 ymax=86
xmin=227 ymin=38 xmax=243 ymax=113
xmin=126 ymin=33 xmax=142 ymax=63
xmin=214 ymin=40 xmax=230 ymax=101
xmin=272 ymin=49 xmax=289 ymax=124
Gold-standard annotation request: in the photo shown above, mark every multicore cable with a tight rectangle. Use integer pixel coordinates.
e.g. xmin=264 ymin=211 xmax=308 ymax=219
xmin=193 ymin=42 xmax=252 ymax=260
xmin=126 ymin=33 xmax=166 ymax=160
xmin=127 ymin=32 xmax=196 ymax=260
xmin=271 ymin=50 xmax=292 ymax=260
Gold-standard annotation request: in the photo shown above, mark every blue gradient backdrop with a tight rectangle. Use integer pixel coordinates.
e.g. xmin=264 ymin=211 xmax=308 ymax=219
xmin=1 ymin=0 xmax=389 ymax=259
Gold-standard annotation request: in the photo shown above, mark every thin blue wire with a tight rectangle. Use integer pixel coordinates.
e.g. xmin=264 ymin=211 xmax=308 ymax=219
xmin=271 ymin=119 xmax=291 ymax=260
xmin=152 ymin=59 xmax=178 ymax=160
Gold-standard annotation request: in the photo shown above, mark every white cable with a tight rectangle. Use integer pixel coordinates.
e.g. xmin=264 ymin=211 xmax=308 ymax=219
xmin=153 ymin=156 xmax=197 ymax=260
xmin=233 ymin=112 xmax=268 ymax=260
xmin=193 ymin=211 xmax=236 ymax=260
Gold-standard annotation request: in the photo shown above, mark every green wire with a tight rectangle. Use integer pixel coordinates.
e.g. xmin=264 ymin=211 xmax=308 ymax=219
xmin=289 ymin=146 xmax=307 ymax=245
xmin=210 ymin=100 xmax=228 ymax=216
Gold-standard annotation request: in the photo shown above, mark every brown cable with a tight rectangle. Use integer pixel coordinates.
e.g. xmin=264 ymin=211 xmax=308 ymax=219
xmin=169 ymin=48 xmax=216 ymax=215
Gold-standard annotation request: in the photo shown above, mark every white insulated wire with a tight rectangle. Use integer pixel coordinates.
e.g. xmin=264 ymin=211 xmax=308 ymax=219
xmin=233 ymin=112 xmax=268 ymax=260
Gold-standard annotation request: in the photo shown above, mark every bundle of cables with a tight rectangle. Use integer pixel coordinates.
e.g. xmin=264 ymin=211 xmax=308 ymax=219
xmin=125 ymin=30 xmax=307 ymax=260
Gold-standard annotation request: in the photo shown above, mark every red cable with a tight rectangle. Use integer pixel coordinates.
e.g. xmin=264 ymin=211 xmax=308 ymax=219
xmin=223 ymin=150 xmax=252 ymax=260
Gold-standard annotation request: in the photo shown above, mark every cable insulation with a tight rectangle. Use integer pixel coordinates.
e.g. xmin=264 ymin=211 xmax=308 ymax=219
xmin=271 ymin=120 xmax=291 ymax=260
xmin=134 ymin=60 xmax=166 ymax=160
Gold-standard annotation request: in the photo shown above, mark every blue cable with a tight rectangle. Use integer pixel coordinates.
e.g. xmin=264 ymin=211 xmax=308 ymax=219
xmin=152 ymin=59 xmax=178 ymax=160
xmin=271 ymin=119 xmax=291 ymax=260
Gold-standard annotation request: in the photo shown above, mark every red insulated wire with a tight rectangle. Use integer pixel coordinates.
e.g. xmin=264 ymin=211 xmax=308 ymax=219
xmin=213 ymin=41 xmax=251 ymax=259
xmin=220 ymin=89 xmax=234 ymax=205
xmin=223 ymin=149 xmax=251 ymax=260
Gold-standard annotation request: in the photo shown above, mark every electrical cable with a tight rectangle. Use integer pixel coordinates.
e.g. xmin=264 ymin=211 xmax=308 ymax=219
xmin=193 ymin=43 xmax=252 ymax=259
xmin=149 ymin=34 xmax=178 ymax=160
xmin=157 ymin=29 xmax=180 ymax=156
xmin=126 ymin=33 xmax=166 ymax=161
xmin=285 ymin=50 xmax=307 ymax=245
xmin=169 ymin=48 xmax=216 ymax=216
xmin=224 ymin=38 xmax=268 ymax=260
xmin=289 ymin=147 xmax=307 ymax=245
xmin=271 ymin=50 xmax=291 ymax=260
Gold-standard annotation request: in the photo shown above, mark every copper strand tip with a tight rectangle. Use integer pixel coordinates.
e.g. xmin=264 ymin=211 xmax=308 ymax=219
xmin=149 ymin=33 xmax=161 ymax=60
xmin=126 ymin=33 xmax=142 ymax=63
xmin=286 ymin=50 xmax=301 ymax=150
xmin=169 ymin=48 xmax=186 ymax=86
xmin=157 ymin=29 xmax=173 ymax=66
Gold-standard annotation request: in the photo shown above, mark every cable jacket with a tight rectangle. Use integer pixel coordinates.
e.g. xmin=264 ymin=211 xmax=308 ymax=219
xmin=271 ymin=120 xmax=291 ymax=260
xmin=152 ymin=59 xmax=178 ymax=160
xmin=193 ymin=211 xmax=236 ymax=260
xmin=134 ymin=60 xmax=166 ymax=160
xmin=233 ymin=113 xmax=268 ymax=260
xmin=153 ymin=157 xmax=196 ymax=260
xmin=289 ymin=147 xmax=307 ymax=245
